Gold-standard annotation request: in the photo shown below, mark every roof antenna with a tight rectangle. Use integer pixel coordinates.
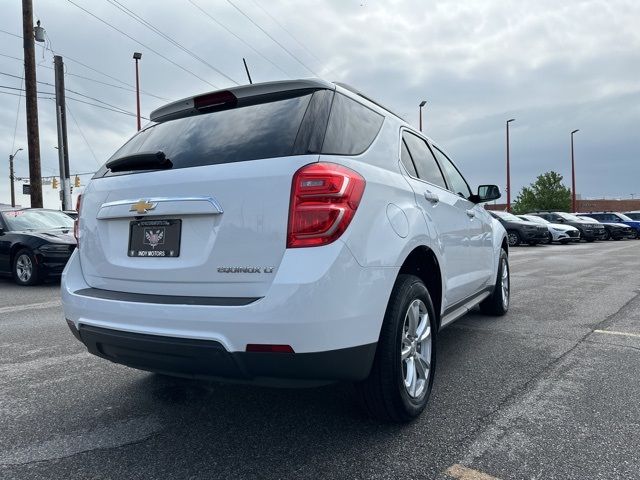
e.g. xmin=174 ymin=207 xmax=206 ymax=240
xmin=242 ymin=58 xmax=253 ymax=84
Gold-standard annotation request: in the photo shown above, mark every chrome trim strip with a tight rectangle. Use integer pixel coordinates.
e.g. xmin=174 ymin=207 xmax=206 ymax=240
xmin=100 ymin=196 xmax=224 ymax=214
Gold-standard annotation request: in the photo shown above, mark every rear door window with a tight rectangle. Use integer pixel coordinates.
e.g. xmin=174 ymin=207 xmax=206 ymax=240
xmin=402 ymin=132 xmax=447 ymax=189
xmin=321 ymin=93 xmax=384 ymax=155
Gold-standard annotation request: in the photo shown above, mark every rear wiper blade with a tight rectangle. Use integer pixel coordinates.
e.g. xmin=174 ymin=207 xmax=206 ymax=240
xmin=106 ymin=151 xmax=172 ymax=172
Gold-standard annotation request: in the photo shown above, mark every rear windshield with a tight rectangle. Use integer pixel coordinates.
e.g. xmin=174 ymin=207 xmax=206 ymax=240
xmin=98 ymin=91 xmax=315 ymax=176
xmin=96 ymin=88 xmax=386 ymax=177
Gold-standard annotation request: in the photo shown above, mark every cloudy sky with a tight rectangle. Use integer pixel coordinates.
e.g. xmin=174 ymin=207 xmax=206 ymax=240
xmin=1 ymin=0 xmax=639 ymax=208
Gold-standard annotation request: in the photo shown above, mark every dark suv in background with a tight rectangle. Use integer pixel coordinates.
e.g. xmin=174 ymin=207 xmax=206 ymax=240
xmin=576 ymin=215 xmax=635 ymax=240
xmin=528 ymin=211 xmax=606 ymax=242
xmin=489 ymin=211 xmax=548 ymax=246
xmin=577 ymin=212 xmax=640 ymax=239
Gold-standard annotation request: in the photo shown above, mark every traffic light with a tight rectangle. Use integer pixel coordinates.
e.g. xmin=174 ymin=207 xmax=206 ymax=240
xmin=52 ymin=177 xmax=58 ymax=189
xmin=74 ymin=175 xmax=81 ymax=187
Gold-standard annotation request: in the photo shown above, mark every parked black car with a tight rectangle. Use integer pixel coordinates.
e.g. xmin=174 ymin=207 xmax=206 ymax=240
xmin=528 ymin=211 xmax=606 ymax=242
xmin=0 ymin=208 xmax=76 ymax=285
xmin=489 ymin=210 xmax=548 ymax=246
xmin=576 ymin=215 xmax=635 ymax=240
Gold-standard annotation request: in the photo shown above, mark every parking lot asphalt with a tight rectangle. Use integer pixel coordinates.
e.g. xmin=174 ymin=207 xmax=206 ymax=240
xmin=1 ymin=240 xmax=639 ymax=480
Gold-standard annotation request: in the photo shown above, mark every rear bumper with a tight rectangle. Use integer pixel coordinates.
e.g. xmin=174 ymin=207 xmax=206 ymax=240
xmin=62 ymin=243 xmax=397 ymax=382
xmin=68 ymin=323 xmax=375 ymax=384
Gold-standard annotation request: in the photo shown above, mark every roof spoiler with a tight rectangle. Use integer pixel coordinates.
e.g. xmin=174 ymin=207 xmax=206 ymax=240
xmin=150 ymin=79 xmax=335 ymax=123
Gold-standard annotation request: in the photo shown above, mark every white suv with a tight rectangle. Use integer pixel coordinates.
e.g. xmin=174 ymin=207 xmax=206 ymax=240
xmin=62 ymin=79 xmax=509 ymax=422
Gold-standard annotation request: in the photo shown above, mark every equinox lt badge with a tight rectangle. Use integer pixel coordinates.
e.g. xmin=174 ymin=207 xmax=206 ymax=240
xmin=217 ymin=266 xmax=275 ymax=274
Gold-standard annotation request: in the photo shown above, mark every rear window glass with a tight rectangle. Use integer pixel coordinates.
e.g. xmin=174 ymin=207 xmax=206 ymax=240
xmin=321 ymin=93 xmax=384 ymax=155
xmin=100 ymin=92 xmax=314 ymax=174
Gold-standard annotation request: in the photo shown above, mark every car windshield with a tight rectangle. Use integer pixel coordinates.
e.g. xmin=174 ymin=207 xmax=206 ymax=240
xmin=556 ymin=212 xmax=583 ymax=222
xmin=1 ymin=210 xmax=74 ymax=231
xmin=626 ymin=212 xmax=640 ymax=220
xmin=578 ymin=216 xmax=599 ymax=223
xmin=493 ymin=211 xmax=522 ymax=222
xmin=616 ymin=213 xmax=633 ymax=221
xmin=522 ymin=215 xmax=548 ymax=224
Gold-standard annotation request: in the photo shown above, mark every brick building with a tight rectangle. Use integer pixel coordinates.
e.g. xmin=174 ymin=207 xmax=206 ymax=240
xmin=485 ymin=199 xmax=640 ymax=213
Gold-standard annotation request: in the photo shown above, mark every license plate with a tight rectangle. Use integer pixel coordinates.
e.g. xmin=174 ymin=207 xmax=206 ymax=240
xmin=128 ymin=219 xmax=181 ymax=257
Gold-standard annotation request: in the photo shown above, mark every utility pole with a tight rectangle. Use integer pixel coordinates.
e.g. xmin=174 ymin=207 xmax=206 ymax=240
xmin=22 ymin=0 xmax=43 ymax=208
xmin=54 ymin=55 xmax=71 ymax=210
xmin=506 ymin=118 xmax=515 ymax=212
xmin=571 ymin=129 xmax=580 ymax=213
xmin=9 ymin=148 xmax=23 ymax=207
xmin=133 ymin=52 xmax=142 ymax=131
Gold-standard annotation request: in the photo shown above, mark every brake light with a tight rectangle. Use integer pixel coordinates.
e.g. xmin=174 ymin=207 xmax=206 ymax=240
xmin=194 ymin=90 xmax=237 ymax=111
xmin=73 ymin=194 xmax=82 ymax=247
xmin=287 ymin=163 xmax=365 ymax=248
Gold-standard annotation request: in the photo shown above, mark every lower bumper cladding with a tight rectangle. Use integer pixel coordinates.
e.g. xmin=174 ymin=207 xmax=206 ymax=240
xmin=70 ymin=324 xmax=376 ymax=384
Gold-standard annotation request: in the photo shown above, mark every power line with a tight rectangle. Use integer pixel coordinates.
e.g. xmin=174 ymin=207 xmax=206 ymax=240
xmin=250 ymin=0 xmax=322 ymax=65
xmin=105 ymin=0 xmax=239 ymax=86
xmin=65 ymin=0 xmax=219 ymax=89
xmin=1 ymin=51 xmax=170 ymax=101
xmin=187 ymin=0 xmax=291 ymax=80
xmin=0 ymin=84 xmax=145 ymax=118
xmin=66 ymin=102 xmax=101 ymax=168
xmin=225 ymin=0 xmax=318 ymax=77
xmin=10 ymin=70 xmax=24 ymax=155
xmin=0 ymin=71 xmax=134 ymax=115
xmin=0 ymin=28 xmax=21 ymax=39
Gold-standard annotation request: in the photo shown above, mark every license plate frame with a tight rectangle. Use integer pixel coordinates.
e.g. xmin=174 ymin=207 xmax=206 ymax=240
xmin=128 ymin=219 xmax=181 ymax=258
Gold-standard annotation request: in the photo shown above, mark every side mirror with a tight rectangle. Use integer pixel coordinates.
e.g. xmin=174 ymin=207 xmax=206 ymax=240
xmin=471 ymin=184 xmax=501 ymax=203
xmin=556 ymin=218 xmax=565 ymax=223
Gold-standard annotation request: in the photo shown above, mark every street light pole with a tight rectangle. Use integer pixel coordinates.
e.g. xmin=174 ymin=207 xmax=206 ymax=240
xmin=506 ymin=118 xmax=515 ymax=212
xmin=9 ymin=148 xmax=23 ymax=207
xmin=571 ymin=129 xmax=580 ymax=212
xmin=419 ymin=100 xmax=427 ymax=132
xmin=133 ymin=52 xmax=142 ymax=131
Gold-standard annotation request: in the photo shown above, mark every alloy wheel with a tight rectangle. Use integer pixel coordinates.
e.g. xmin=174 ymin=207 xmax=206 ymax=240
xmin=401 ymin=299 xmax=431 ymax=399
xmin=16 ymin=254 xmax=33 ymax=283
xmin=501 ymin=260 xmax=510 ymax=310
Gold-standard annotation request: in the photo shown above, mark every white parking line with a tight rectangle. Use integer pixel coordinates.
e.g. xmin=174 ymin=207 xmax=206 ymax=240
xmin=593 ymin=329 xmax=640 ymax=339
xmin=0 ymin=300 xmax=62 ymax=314
xmin=445 ymin=464 xmax=501 ymax=480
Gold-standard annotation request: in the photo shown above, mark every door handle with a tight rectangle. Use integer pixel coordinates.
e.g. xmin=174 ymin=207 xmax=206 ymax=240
xmin=424 ymin=191 xmax=439 ymax=203
xmin=466 ymin=209 xmax=476 ymax=218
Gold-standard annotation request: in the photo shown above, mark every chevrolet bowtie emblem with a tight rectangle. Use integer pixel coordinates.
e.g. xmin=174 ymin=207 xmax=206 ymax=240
xmin=129 ymin=199 xmax=157 ymax=215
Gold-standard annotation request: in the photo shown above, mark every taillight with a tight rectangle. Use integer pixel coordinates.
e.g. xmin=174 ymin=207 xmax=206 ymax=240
xmin=194 ymin=90 xmax=237 ymax=112
xmin=287 ymin=163 xmax=365 ymax=248
xmin=73 ymin=194 xmax=82 ymax=247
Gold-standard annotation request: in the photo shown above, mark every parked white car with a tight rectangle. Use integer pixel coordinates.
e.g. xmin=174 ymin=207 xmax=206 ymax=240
xmin=62 ymin=79 xmax=509 ymax=422
xmin=518 ymin=214 xmax=580 ymax=244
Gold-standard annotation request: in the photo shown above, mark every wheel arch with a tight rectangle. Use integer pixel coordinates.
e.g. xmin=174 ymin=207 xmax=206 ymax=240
xmin=397 ymin=246 xmax=443 ymax=329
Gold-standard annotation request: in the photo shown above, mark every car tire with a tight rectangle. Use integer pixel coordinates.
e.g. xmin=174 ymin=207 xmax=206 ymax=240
xmin=479 ymin=249 xmax=510 ymax=316
xmin=507 ymin=230 xmax=521 ymax=247
xmin=546 ymin=232 xmax=553 ymax=244
xmin=602 ymin=231 xmax=610 ymax=241
xmin=355 ymin=274 xmax=436 ymax=423
xmin=13 ymin=248 xmax=41 ymax=286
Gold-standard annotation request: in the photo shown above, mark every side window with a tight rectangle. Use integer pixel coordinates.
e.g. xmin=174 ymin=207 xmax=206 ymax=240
xmin=432 ymin=146 xmax=472 ymax=198
xmin=400 ymin=140 xmax=418 ymax=177
xmin=321 ymin=93 xmax=384 ymax=155
xmin=402 ymin=132 xmax=447 ymax=189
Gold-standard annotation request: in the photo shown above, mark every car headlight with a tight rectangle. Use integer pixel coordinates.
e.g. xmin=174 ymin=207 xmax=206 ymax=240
xmin=39 ymin=244 xmax=73 ymax=253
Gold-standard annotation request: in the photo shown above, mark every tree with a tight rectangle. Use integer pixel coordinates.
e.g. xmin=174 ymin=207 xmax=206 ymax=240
xmin=511 ymin=171 xmax=571 ymax=214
